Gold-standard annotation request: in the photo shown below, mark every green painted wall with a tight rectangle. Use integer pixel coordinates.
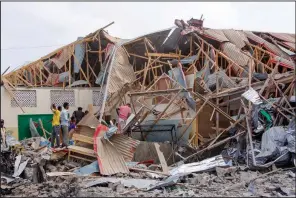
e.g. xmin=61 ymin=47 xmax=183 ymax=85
xmin=18 ymin=114 xmax=53 ymax=140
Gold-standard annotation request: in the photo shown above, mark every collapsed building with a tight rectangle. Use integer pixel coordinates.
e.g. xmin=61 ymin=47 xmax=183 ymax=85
xmin=1 ymin=18 xmax=295 ymax=196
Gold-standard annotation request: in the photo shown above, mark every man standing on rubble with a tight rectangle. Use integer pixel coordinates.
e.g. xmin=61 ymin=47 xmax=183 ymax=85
xmin=50 ymin=104 xmax=60 ymax=148
xmin=116 ymin=103 xmax=131 ymax=134
xmin=72 ymin=107 xmax=85 ymax=124
xmin=60 ymin=102 xmax=70 ymax=147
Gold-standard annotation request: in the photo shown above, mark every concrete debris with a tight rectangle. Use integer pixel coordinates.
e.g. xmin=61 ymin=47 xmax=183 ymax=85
xmin=170 ymin=155 xmax=231 ymax=176
xmin=84 ymin=178 xmax=159 ymax=189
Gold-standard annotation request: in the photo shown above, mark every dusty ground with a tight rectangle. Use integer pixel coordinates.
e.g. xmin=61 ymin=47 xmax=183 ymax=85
xmin=3 ymin=168 xmax=295 ymax=197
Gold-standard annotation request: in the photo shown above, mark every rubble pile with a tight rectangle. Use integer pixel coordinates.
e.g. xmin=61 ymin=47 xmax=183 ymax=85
xmin=3 ymin=166 xmax=296 ymax=197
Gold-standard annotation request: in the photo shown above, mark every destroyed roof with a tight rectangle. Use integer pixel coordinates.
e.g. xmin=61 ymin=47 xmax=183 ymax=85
xmin=2 ymin=20 xmax=295 ymax=92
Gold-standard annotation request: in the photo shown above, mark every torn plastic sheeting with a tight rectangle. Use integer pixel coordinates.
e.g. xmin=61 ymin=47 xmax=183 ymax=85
xmin=196 ymin=62 xmax=210 ymax=82
xmin=253 ymin=73 xmax=268 ymax=81
xmin=169 ymin=155 xmax=231 ymax=176
xmin=58 ymin=71 xmax=73 ymax=83
xmin=254 ymin=126 xmax=291 ymax=165
xmin=74 ymin=161 xmax=100 ymax=176
xmin=95 ymin=45 xmax=114 ymax=86
xmin=74 ymin=37 xmax=85 ymax=73
xmin=84 ymin=178 xmax=159 ymax=189
xmin=12 ymin=159 xmax=29 ymax=178
xmin=29 ymin=118 xmax=40 ymax=137
xmin=5 ymin=134 xmax=21 ymax=147
xmin=260 ymin=97 xmax=280 ymax=110
xmin=103 ymin=126 xmax=118 ymax=140
xmin=13 ymin=155 xmax=21 ymax=175
xmin=242 ymin=88 xmax=263 ymax=105
xmin=168 ymin=65 xmax=196 ymax=110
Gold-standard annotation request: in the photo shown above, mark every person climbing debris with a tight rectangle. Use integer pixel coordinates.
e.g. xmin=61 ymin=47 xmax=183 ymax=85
xmin=72 ymin=107 xmax=85 ymax=124
xmin=116 ymin=103 xmax=131 ymax=134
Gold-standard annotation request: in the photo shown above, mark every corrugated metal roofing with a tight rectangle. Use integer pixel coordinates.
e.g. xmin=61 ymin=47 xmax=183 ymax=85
xmin=107 ymin=45 xmax=136 ymax=94
xmin=221 ymin=42 xmax=251 ymax=67
xmin=263 ymin=40 xmax=291 ymax=60
xmin=222 ymin=29 xmax=248 ymax=49
xmin=277 ymin=45 xmax=295 ymax=56
xmin=244 ymin=31 xmax=291 ymax=60
xmin=110 ymin=135 xmax=141 ymax=162
xmin=283 ymin=42 xmax=296 ymax=51
xmin=269 ymin=33 xmax=295 ymax=43
xmin=96 ymin=136 xmax=130 ymax=175
xmin=202 ymin=29 xmax=229 ymax=42
xmin=244 ymin=31 xmax=265 ymax=45
xmin=270 ymin=56 xmax=295 ymax=69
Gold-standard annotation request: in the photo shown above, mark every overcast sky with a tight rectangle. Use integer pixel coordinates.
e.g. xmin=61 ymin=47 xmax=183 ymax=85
xmin=1 ymin=2 xmax=295 ymax=73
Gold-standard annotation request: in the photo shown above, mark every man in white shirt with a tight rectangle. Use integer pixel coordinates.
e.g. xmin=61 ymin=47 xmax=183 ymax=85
xmin=60 ymin=102 xmax=70 ymax=147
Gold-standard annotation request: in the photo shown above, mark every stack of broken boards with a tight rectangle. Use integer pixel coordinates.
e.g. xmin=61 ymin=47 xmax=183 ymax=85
xmin=68 ymin=113 xmax=141 ymax=176
xmin=68 ymin=113 xmax=100 ymax=162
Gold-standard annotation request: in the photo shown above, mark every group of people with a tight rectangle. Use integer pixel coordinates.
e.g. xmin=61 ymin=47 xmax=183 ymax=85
xmin=50 ymin=103 xmax=88 ymax=148
xmin=50 ymin=102 xmax=132 ymax=148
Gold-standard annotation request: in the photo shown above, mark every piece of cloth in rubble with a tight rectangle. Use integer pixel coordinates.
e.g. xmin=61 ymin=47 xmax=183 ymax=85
xmin=253 ymin=73 xmax=268 ymax=81
xmin=259 ymin=109 xmax=273 ymax=130
xmin=74 ymin=37 xmax=85 ymax=73
xmin=168 ymin=64 xmax=196 ymax=110
xmin=95 ymin=44 xmax=115 ymax=86
xmin=29 ymin=118 xmax=40 ymax=137
xmin=255 ymin=126 xmax=290 ymax=165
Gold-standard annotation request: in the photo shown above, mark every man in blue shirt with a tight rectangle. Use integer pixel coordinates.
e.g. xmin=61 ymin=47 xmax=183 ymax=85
xmin=60 ymin=102 xmax=70 ymax=147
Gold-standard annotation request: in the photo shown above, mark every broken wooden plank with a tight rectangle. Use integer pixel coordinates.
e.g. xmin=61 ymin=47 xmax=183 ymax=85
xmin=154 ymin=143 xmax=169 ymax=174
xmin=129 ymin=167 xmax=170 ymax=176
xmin=145 ymin=53 xmax=181 ymax=58
xmin=46 ymin=172 xmax=76 ymax=177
